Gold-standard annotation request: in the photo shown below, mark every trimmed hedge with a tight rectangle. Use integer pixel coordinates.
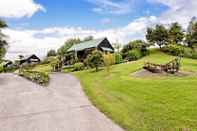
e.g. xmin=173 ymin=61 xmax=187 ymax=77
xmin=19 ymin=70 xmax=49 ymax=86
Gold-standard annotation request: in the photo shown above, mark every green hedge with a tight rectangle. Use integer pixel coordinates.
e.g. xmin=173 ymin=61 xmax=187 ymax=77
xmin=19 ymin=70 xmax=49 ymax=86
xmin=162 ymin=44 xmax=197 ymax=59
xmin=127 ymin=49 xmax=142 ymax=61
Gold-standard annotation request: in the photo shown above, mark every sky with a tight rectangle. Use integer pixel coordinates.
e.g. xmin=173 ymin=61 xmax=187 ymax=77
xmin=0 ymin=0 xmax=197 ymax=60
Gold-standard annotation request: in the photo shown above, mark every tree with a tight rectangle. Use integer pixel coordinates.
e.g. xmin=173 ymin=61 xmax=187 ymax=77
xmin=47 ymin=49 xmax=57 ymax=57
xmin=146 ymin=24 xmax=168 ymax=49
xmin=186 ymin=17 xmax=197 ymax=48
xmin=0 ymin=19 xmax=8 ymax=59
xmin=112 ymin=42 xmax=121 ymax=53
xmin=83 ymin=36 xmax=94 ymax=42
xmin=121 ymin=40 xmax=146 ymax=58
xmin=57 ymin=38 xmax=81 ymax=56
xmin=85 ymin=50 xmax=103 ymax=72
xmin=168 ymin=22 xmax=184 ymax=44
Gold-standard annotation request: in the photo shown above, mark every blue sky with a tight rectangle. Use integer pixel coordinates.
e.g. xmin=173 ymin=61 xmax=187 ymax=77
xmin=6 ymin=0 xmax=168 ymax=29
xmin=0 ymin=0 xmax=196 ymax=59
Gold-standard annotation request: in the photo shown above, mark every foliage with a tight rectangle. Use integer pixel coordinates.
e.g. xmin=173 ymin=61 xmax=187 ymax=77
xmin=112 ymin=42 xmax=121 ymax=52
xmin=19 ymin=70 xmax=49 ymax=86
xmin=185 ymin=18 xmax=197 ymax=48
xmin=162 ymin=44 xmax=184 ymax=56
xmin=85 ymin=50 xmax=103 ymax=71
xmin=83 ymin=36 xmax=94 ymax=42
xmin=103 ymin=53 xmax=115 ymax=73
xmin=121 ymin=40 xmax=147 ymax=58
xmin=127 ymin=49 xmax=142 ymax=61
xmin=163 ymin=44 xmax=197 ymax=59
xmin=114 ymin=53 xmax=123 ymax=64
xmin=0 ymin=65 xmax=4 ymax=73
xmin=0 ymin=19 xmax=8 ymax=60
xmin=47 ymin=49 xmax=57 ymax=57
xmin=168 ymin=22 xmax=184 ymax=44
xmin=75 ymin=51 xmax=197 ymax=131
xmin=57 ymin=38 xmax=81 ymax=56
xmin=146 ymin=24 xmax=168 ymax=48
xmin=72 ymin=62 xmax=85 ymax=71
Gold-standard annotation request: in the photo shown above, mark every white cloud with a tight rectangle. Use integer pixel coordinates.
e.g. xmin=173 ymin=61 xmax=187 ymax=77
xmin=0 ymin=0 xmax=45 ymax=18
xmin=3 ymin=16 xmax=157 ymax=60
xmin=87 ymin=0 xmax=134 ymax=15
xmin=149 ymin=0 xmax=197 ymax=28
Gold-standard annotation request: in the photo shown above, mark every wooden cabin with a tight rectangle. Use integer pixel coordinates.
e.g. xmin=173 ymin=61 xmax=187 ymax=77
xmin=66 ymin=37 xmax=114 ymax=63
xmin=19 ymin=54 xmax=41 ymax=65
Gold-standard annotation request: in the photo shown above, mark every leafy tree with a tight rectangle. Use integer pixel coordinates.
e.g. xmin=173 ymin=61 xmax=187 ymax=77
xmin=83 ymin=36 xmax=94 ymax=42
xmin=186 ymin=17 xmax=197 ymax=48
xmin=47 ymin=49 xmax=57 ymax=57
xmin=57 ymin=38 xmax=81 ymax=56
xmin=146 ymin=24 xmax=168 ymax=49
xmin=121 ymin=40 xmax=146 ymax=58
xmin=85 ymin=50 xmax=103 ymax=72
xmin=168 ymin=22 xmax=184 ymax=44
xmin=0 ymin=19 xmax=8 ymax=59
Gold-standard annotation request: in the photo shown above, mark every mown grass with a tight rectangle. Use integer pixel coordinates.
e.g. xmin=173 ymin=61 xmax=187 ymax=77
xmin=74 ymin=51 xmax=197 ymax=131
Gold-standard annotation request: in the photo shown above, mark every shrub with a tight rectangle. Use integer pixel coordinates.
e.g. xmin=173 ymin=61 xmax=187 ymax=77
xmin=72 ymin=62 xmax=85 ymax=71
xmin=127 ymin=49 xmax=142 ymax=61
xmin=47 ymin=50 xmax=57 ymax=57
xmin=103 ymin=53 xmax=115 ymax=73
xmin=19 ymin=70 xmax=49 ymax=86
xmin=0 ymin=65 xmax=4 ymax=73
xmin=163 ymin=44 xmax=184 ymax=56
xmin=114 ymin=53 xmax=123 ymax=64
xmin=85 ymin=50 xmax=103 ymax=71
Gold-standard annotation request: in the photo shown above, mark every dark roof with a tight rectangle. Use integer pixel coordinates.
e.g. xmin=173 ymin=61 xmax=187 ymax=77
xmin=67 ymin=37 xmax=107 ymax=52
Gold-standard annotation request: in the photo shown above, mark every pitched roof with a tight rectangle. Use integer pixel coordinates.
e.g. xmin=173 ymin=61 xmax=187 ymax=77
xmin=67 ymin=37 xmax=106 ymax=52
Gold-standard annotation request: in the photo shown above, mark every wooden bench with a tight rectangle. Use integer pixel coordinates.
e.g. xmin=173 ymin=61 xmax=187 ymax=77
xmin=143 ymin=57 xmax=181 ymax=74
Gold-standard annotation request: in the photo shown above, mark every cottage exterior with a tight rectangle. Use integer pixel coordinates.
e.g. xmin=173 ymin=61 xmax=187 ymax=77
xmin=19 ymin=54 xmax=41 ymax=65
xmin=67 ymin=37 xmax=114 ymax=61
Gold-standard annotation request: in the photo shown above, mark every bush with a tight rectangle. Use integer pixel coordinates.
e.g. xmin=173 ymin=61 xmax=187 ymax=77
xmin=163 ymin=44 xmax=197 ymax=59
xmin=47 ymin=50 xmax=57 ymax=57
xmin=103 ymin=53 xmax=115 ymax=73
xmin=114 ymin=53 xmax=123 ymax=64
xmin=162 ymin=44 xmax=184 ymax=56
xmin=85 ymin=50 xmax=103 ymax=71
xmin=72 ymin=62 xmax=85 ymax=71
xmin=0 ymin=65 xmax=4 ymax=73
xmin=19 ymin=70 xmax=49 ymax=86
xmin=127 ymin=49 xmax=142 ymax=61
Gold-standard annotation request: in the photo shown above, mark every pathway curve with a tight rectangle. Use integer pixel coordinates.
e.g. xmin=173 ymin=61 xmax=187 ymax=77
xmin=0 ymin=73 xmax=124 ymax=131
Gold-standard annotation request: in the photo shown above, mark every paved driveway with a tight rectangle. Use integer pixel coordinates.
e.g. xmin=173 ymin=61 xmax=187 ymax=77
xmin=0 ymin=73 xmax=124 ymax=131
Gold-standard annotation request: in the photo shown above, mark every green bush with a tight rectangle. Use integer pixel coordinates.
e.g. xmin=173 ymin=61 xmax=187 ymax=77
xmin=19 ymin=70 xmax=49 ymax=86
xmin=72 ymin=62 xmax=85 ymax=71
xmin=163 ymin=44 xmax=184 ymax=56
xmin=85 ymin=50 xmax=103 ymax=71
xmin=0 ymin=65 xmax=4 ymax=73
xmin=163 ymin=44 xmax=197 ymax=59
xmin=114 ymin=53 xmax=123 ymax=64
xmin=127 ymin=49 xmax=142 ymax=61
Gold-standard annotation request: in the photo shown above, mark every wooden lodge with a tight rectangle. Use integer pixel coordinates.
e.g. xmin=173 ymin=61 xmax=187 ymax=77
xmin=66 ymin=37 xmax=114 ymax=64
xmin=19 ymin=54 xmax=41 ymax=65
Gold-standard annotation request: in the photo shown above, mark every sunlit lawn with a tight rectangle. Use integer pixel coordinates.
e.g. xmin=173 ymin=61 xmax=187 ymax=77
xmin=74 ymin=51 xmax=197 ymax=131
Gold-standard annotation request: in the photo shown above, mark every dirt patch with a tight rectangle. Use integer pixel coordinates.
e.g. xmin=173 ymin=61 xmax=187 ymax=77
xmin=132 ymin=69 xmax=196 ymax=78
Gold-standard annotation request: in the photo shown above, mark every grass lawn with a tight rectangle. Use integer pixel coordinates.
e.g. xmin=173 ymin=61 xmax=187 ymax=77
xmin=74 ymin=50 xmax=197 ymax=131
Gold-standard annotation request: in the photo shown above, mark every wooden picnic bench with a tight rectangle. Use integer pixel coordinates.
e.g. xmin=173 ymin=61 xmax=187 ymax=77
xmin=143 ymin=57 xmax=181 ymax=74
